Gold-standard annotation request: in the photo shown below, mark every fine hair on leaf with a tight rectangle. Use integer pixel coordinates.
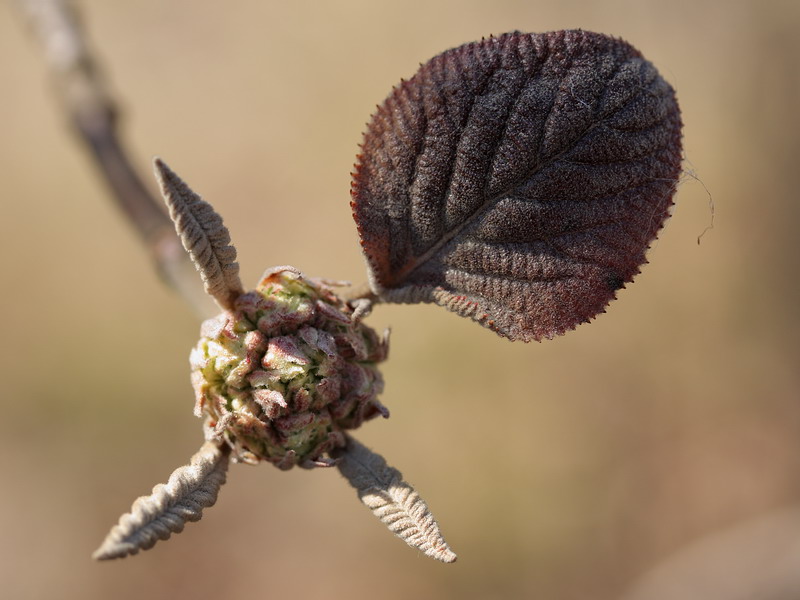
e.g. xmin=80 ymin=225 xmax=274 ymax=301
xmin=351 ymin=30 xmax=683 ymax=341
xmin=336 ymin=434 xmax=457 ymax=563
xmin=93 ymin=442 xmax=231 ymax=561
xmin=154 ymin=158 xmax=244 ymax=311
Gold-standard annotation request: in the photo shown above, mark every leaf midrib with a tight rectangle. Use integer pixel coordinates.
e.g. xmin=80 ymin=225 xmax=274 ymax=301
xmin=387 ymin=56 xmax=651 ymax=290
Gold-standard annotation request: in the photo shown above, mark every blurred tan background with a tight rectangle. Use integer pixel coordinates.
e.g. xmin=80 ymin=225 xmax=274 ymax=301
xmin=1 ymin=1 xmax=799 ymax=598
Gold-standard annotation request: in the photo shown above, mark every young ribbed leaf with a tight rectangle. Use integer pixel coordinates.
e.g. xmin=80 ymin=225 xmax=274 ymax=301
xmin=154 ymin=158 xmax=244 ymax=311
xmin=352 ymin=30 xmax=683 ymax=341
xmin=336 ymin=435 xmax=456 ymax=563
xmin=92 ymin=442 xmax=230 ymax=560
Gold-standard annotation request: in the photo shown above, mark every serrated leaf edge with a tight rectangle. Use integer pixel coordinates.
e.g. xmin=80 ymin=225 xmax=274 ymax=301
xmin=153 ymin=158 xmax=244 ymax=310
xmin=350 ymin=31 xmax=682 ymax=342
xmin=92 ymin=441 xmax=230 ymax=561
xmin=337 ymin=434 xmax=457 ymax=563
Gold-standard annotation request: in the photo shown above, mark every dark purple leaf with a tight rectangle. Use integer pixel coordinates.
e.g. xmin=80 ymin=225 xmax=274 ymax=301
xmin=351 ymin=30 xmax=682 ymax=341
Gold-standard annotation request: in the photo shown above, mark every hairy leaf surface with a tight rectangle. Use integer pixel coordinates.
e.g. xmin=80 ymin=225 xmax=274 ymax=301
xmin=154 ymin=158 xmax=244 ymax=311
xmin=92 ymin=442 xmax=230 ymax=560
xmin=337 ymin=435 xmax=456 ymax=563
xmin=351 ymin=30 xmax=682 ymax=341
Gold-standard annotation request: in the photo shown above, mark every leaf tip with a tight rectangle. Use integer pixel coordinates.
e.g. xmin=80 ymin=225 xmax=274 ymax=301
xmin=152 ymin=156 xmax=176 ymax=192
xmin=91 ymin=540 xmax=136 ymax=561
xmin=434 ymin=546 xmax=458 ymax=563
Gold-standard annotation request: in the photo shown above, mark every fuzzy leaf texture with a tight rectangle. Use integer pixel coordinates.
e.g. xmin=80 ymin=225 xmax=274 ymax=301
xmin=92 ymin=442 xmax=230 ymax=560
xmin=154 ymin=158 xmax=244 ymax=311
xmin=337 ymin=435 xmax=456 ymax=563
xmin=351 ymin=30 xmax=683 ymax=341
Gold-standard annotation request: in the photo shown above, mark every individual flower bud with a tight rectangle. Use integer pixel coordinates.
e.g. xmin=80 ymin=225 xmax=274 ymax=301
xmin=190 ymin=266 xmax=389 ymax=469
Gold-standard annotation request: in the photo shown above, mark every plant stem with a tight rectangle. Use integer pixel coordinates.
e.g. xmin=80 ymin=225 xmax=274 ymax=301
xmin=17 ymin=0 xmax=216 ymax=317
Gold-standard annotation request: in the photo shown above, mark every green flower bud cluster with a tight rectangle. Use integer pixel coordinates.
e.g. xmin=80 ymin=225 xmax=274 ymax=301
xmin=190 ymin=266 xmax=388 ymax=469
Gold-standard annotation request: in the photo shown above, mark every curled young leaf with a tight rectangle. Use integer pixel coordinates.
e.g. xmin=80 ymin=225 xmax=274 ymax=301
xmin=336 ymin=434 xmax=457 ymax=563
xmin=154 ymin=158 xmax=244 ymax=311
xmin=92 ymin=441 xmax=230 ymax=560
xmin=352 ymin=30 xmax=683 ymax=341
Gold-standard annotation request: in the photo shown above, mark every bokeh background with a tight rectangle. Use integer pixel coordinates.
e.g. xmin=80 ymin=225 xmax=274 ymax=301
xmin=2 ymin=1 xmax=799 ymax=598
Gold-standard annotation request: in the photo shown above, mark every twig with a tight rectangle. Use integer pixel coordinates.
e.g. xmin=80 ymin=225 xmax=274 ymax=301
xmin=16 ymin=0 xmax=215 ymax=316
